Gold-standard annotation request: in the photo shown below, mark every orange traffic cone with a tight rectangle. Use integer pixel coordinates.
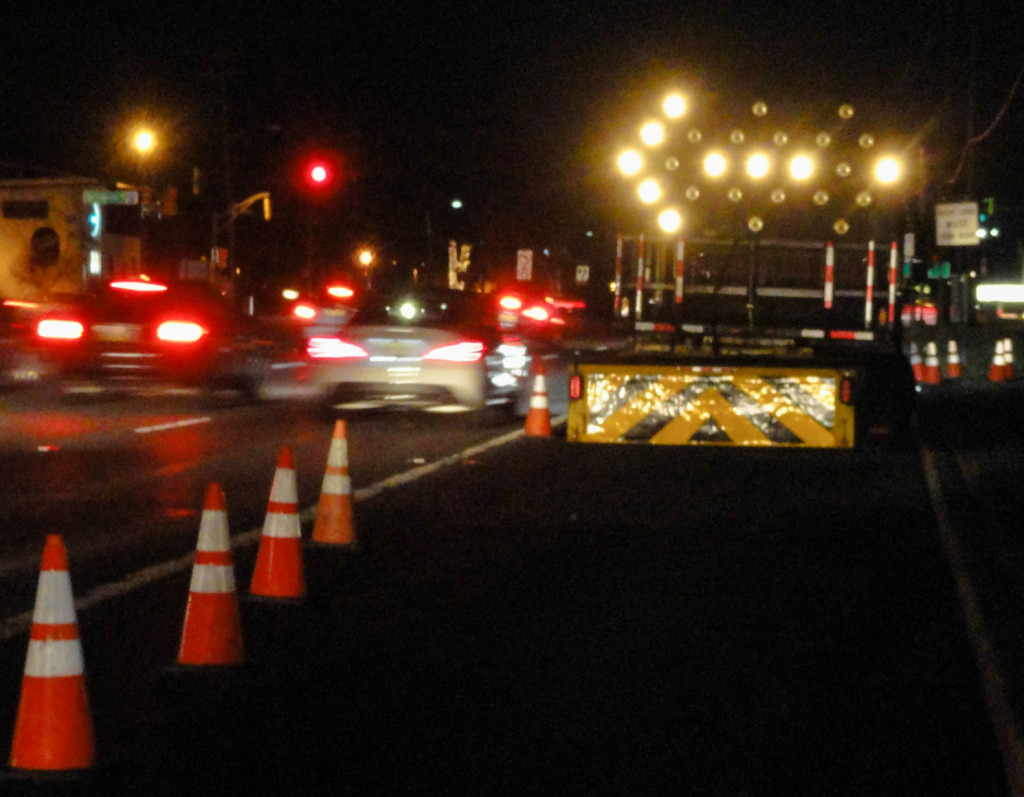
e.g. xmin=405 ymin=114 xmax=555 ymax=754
xmin=922 ymin=341 xmax=941 ymax=385
xmin=177 ymin=483 xmax=244 ymax=666
xmin=524 ymin=359 xmax=552 ymax=437
xmin=989 ymin=340 xmax=1006 ymax=383
xmin=1003 ymin=337 xmax=1015 ymax=379
xmin=946 ymin=340 xmax=963 ymax=379
xmin=311 ymin=420 xmax=357 ymax=547
xmin=908 ymin=342 xmax=924 ymax=383
xmin=250 ymin=446 xmax=306 ymax=600
xmin=9 ymin=535 xmax=95 ymax=773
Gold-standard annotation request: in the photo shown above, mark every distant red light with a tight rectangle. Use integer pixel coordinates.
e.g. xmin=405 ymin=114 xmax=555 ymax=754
xmin=293 ymin=303 xmax=317 ymax=320
xmin=499 ymin=295 xmax=522 ymax=311
xmin=310 ymin=165 xmax=328 ymax=184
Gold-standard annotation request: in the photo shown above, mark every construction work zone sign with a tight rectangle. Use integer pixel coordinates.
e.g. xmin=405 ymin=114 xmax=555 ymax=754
xmin=567 ymin=364 xmax=855 ymax=447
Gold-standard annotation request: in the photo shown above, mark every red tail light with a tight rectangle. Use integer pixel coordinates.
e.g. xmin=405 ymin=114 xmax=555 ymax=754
xmin=293 ymin=303 xmax=317 ymax=320
xmin=326 ymin=285 xmax=355 ymax=300
xmin=423 ymin=341 xmax=485 ymax=363
xmin=498 ymin=295 xmax=522 ymax=311
xmin=521 ymin=305 xmax=550 ymax=322
xmin=37 ymin=319 xmax=85 ymax=340
xmin=307 ymin=337 xmax=369 ymax=359
xmin=110 ymin=279 xmax=168 ymax=293
xmin=157 ymin=321 xmax=206 ymax=342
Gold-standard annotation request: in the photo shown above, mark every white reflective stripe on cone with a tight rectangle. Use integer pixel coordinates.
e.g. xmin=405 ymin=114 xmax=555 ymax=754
xmin=262 ymin=511 xmax=301 ymax=539
xmin=196 ymin=510 xmax=229 ymax=552
xmin=189 ymin=563 xmax=236 ymax=594
xmin=321 ymin=473 xmax=351 ymax=494
xmin=33 ymin=571 xmax=77 ymax=625
xmin=268 ymin=468 xmax=298 ymax=503
xmin=24 ymin=639 xmax=85 ymax=678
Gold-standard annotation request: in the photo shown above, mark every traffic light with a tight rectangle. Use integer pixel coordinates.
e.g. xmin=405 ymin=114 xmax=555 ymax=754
xmin=303 ymin=159 xmax=335 ymax=191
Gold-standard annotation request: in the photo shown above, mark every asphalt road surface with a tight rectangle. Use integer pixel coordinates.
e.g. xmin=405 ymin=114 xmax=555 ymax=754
xmin=0 ymin=383 xmax=1020 ymax=794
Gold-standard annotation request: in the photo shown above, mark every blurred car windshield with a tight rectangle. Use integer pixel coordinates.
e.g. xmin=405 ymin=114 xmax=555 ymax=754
xmin=352 ymin=288 xmax=487 ymax=329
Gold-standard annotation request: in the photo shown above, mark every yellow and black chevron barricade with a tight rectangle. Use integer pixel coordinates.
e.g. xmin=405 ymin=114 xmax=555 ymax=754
xmin=566 ymin=363 xmax=856 ymax=447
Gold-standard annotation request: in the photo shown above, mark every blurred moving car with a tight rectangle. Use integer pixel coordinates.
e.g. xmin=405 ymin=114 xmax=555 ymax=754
xmin=27 ymin=276 xmax=275 ymax=399
xmin=304 ymin=285 xmax=540 ymax=414
xmin=489 ymin=283 xmax=588 ymax=339
xmin=0 ymin=299 xmax=46 ymax=388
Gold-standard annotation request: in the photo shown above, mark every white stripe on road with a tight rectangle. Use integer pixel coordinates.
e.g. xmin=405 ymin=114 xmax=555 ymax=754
xmin=0 ymin=417 xmax=566 ymax=642
xmin=134 ymin=417 xmax=212 ymax=434
xmin=919 ymin=443 xmax=1024 ymax=794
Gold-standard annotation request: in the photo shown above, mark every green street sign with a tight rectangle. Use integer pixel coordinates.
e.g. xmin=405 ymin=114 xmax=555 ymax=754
xmin=926 ymin=261 xmax=951 ymax=279
xmin=82 ymin=189 xmax=139 ymax=205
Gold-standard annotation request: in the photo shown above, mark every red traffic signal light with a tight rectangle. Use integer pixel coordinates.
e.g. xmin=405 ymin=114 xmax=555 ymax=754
xmin=305 ymin=160 xmax=333 ymax=189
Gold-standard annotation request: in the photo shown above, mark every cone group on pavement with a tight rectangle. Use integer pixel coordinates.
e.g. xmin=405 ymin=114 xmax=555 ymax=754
xmin=9 ymin=535 xmax=95 ymax=773
xmin=524 ymin=359 xmax=552 ymax=437
xmin=311 ymin=420 xmax=357 ymax=547
xmin=177 ymin=483 xmax=244 ymax=666
xmin=922 ymin=341 xmax=941 ymax=385
xmin=250 ymin=446 xmax=306 ymax=600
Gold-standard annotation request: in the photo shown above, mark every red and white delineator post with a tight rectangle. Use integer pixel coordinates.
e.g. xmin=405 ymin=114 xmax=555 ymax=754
xmin=614 ymin=234 xmax=623 ymax=315
xmin=864 ymin=240 xmax=875 ymax=329
xmin=823 ymin=242 xmax=835 ymax=310
xmin=634 ymin=233 xmax=646 ymax=322
xmin=887 ymin=241 xmax=898 ymax=327
xmin=674 ymin=237 xmax=685 ymax=305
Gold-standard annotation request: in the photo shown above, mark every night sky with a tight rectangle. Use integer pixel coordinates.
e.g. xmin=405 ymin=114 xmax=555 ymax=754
xmin=2 ymin=1 xmax=1022 ymax=283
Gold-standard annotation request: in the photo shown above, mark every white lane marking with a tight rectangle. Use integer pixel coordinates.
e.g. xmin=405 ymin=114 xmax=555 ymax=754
xmin=920 ymin=443 xmax=1024 ymax=794
xmin=134 ymin=417 xmax=212 ymax=434
xmin=0 ymin=416 xmax=567 ymax=642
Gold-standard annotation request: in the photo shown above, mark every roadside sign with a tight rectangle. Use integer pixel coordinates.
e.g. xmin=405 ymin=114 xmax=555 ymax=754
xmin=82 ymin=189 xmax=139 ymax=206
xmin=516 ymin=249 xmax=533 ymax=281
xmin=935 ymin=202 xmax=979 ymax=246
xmin=575 ymin=264 xmax=590 ymax=284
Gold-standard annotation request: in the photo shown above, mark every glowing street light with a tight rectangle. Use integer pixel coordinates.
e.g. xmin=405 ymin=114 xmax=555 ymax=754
xmin=132 ymin=128 xmax=156 ymax=155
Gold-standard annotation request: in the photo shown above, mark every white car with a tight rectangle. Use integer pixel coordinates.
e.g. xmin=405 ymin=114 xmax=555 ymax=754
xmin=306 ymin=286 xmax=540 ymax=415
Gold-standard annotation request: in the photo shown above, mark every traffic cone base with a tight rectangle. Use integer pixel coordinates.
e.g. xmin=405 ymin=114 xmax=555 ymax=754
xmin=9 ymin=535 xmax=95 ymax=773
xmin=250 ymin=447 xmax=306 ymax=600
xmin=311 ymin=420 xmax=357 ymax=547
xmin=909 ymin=342 xmax=923 ymax=383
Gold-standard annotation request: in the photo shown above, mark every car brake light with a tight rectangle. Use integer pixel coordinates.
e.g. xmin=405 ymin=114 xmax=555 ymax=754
xmin=37 ymin=319 xmax=85 ymax=340
xmin=326 ymin=285 xmax=355 ymax=300
xmin=423 ymin=341 xmax=485 ymax=363
xmin=498 ymin=295 xmax=522 ymax=311
xmin=293 ymin=303 xmax=317 ymax=320
xmin=157 ymin=321 xmax=206 ymax=342
xmin=110 ymin=279 xmax=168 ymax=293
xmin=307 ymin=337 xmax=369 ymax=359
xmin=3 ymin=299 xmax=39 ymax=309
xmin=521 ymin=305 xmax=550 ymax=322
